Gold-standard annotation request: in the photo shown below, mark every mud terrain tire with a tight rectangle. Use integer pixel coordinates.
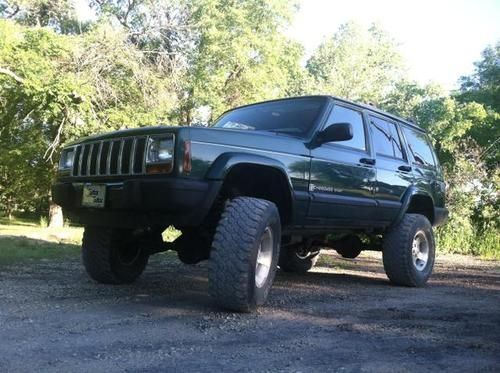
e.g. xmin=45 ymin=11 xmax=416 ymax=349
xmin=383 ymin=214 xmax=435 ymax=287
xmin=82 ymin=227 xmax=149 ymax=284
xmin=209 ymin=197 xmax=281 ymax=312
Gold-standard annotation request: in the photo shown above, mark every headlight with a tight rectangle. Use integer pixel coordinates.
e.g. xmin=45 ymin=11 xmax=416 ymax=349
xmin=59 ymin=148 xmax=75 ymax=170
xmin=146 ymin=136 xmax=174 ymax=164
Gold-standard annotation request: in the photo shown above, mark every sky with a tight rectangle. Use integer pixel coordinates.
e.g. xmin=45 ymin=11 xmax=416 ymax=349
xmin=74 ymin=0 xmax=500 ymax=91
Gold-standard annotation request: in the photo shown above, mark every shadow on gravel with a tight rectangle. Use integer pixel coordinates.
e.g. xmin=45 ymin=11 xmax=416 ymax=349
xmin=1 ymin=251 xmax=499 ymax=372
xmin=277 ymin=270 xmax=389 ymax=286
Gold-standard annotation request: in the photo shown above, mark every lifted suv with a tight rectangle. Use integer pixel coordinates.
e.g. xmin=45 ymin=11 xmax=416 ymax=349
xmin=53 ymin=96 xmax=448 ymax=312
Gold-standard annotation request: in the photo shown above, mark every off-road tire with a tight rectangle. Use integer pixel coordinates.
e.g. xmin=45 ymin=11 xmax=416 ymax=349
xmin=279 ymin=249 xmax=319 ymax=273
xmin=82 ymin=227 xmax=149 ymax=284
xmin=209 ymin=197 xmax=281 ymax=312
xmin=383 ymin=214 xmax=435 ymax=287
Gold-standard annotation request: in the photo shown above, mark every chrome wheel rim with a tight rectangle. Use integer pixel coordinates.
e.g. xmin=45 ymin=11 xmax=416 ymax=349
xmin=255 ymin=227 xmax=274 ymax=288
xmin=412 ymin=231 xmax=429 ymax=272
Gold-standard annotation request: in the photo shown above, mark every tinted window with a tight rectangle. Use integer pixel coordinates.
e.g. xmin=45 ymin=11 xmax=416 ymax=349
xmin=370 ymin=116 xmax=404 ymax=159
xmin=402 ymin=127 xmax=435 ymax=167
xmin=324 ymin=105 xmax=366 ymax=150
xmin=213 ymin=97 xmax=327 ymax=138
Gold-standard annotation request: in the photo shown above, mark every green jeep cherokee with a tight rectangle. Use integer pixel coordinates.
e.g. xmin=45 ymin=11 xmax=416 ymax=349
xmin=53 ymin=96 xmax=448 ymax=312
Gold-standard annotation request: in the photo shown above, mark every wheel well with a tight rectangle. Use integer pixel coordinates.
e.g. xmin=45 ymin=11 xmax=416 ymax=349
xmin=406 ymin=194 xmax=434 ymax=224
xmin=219 ymin=164 xmax=293 ymax=225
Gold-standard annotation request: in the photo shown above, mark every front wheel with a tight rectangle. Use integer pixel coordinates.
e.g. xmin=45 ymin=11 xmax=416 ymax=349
xmin=382 ymin=214 xmax=435 ymax=287
xmin=209 ymin=197 xmax=281 ymax=312
xmin=82 ymin=227 xmax=149 ymax=284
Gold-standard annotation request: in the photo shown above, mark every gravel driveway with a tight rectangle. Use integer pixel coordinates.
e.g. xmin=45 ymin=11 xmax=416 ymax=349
xmin=1 ymin=251 xmax=499 ymax=372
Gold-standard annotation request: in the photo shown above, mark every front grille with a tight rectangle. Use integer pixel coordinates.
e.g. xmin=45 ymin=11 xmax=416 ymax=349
xmin=72 ymin=137 xmax=147 ymax=177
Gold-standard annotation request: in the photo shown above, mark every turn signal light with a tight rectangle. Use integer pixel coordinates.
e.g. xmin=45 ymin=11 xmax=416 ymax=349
xmin=146 ymin=163 xmax=172 ymax=174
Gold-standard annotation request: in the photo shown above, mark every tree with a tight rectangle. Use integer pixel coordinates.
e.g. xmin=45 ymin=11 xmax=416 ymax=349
xmin=380 ymin=80 xmax=443 ymax=119
xmin=90 ymin=0 xmax=305 ymax=123
xmin=458 ymin=42 xmax=500 ymax=112
xmin=456 ymin=42 xmax=500 ymax=170
xmin=306 ymin=21 xmax=404 ymax=104
xmin=0 ymin=0 xmax=81 ymax=33
xmin=0 ymin=20 xmax=179 ymax=224
xmin=90 ymin=0 xmax=193 ymax=76
xmin=181 ymin=0 xmax=303 ymax=122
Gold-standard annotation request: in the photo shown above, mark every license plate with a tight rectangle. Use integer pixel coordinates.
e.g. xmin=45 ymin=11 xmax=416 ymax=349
xmin=82 ymin=184 xmax=106 ymax=208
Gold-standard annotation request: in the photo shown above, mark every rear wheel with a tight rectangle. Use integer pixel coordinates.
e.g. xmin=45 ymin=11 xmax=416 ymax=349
xmin=382 ymin=214 xmax=435 ymax=287
xmin=209 ymin=197 xmax=281 ymax=312
xmin=82 ymin=227 xmax=149 ymax=284
xmin=279 ymin=246 xmax=320 ymax=273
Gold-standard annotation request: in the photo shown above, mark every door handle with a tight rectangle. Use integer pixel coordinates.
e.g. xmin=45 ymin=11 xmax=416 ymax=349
xmin=398 ymin=165 xmax=412 ymax=172
xmin=359 ymin=158 xmax=376 ymax=165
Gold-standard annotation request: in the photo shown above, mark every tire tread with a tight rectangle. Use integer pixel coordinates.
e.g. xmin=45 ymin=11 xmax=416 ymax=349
xmin=209 ymin=197 xmax=280 ymax=312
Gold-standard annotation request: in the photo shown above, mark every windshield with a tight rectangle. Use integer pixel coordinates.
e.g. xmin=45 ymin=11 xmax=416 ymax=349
xmin=212 ymin=97 xmax=328 ymax=138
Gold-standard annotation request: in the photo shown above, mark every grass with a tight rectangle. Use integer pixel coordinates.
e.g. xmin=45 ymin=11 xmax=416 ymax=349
xmin=0 ymin=216 xmax=181 ymax=265
xmin=0 ymin=217 xmax=84 ymax=245
xmin=0 ymin=217 xmax=83 ymax=265
xmin=435 ymin=223 xmax=500 ymax=261
xmin=0 ymin=237 xmax=80 ymax=264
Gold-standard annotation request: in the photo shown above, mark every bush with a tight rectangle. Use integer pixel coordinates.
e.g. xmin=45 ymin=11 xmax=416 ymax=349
xmin=39 ymin=216 xmax=48 ymax=228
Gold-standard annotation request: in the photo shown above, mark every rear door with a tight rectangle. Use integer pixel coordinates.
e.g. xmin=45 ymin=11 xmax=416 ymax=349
xmin=369 ymin=114 xmax=413 ymax=225
xmin=307 ymin=102 xmax=376 ymax=227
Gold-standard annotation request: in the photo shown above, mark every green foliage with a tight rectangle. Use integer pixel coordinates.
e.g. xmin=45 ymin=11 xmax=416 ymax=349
xmin=183 ymin=0 xmax=302 ymax=121
xmin=0 ymin=0 xmax=79 ymax=33
xmin=381 ymin=80 xmax=443 ymax=119
xmin=458 ymin=42 xmax=500 ymax=112
xmin=39 ymin=215 xmax=47 ymax=228
xmin=434 ymin=146 xmax=499 ymax=258
xmin=455 ymin=43 xmax=500 ymax=170
xmin=306 ymin=21 xmax=404 ymax=104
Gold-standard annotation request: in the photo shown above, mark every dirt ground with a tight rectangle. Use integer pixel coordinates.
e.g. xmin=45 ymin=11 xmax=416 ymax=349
xmin=0 ymin=249 xmax=499 ymax=373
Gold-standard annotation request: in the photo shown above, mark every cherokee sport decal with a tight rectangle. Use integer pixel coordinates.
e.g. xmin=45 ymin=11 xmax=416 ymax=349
xmin=309 ymin=183 xmax=334 ymax=193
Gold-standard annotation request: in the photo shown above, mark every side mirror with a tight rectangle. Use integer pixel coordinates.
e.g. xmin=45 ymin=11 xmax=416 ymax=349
xmin=317 ymin=122 xmax=353 ymax=144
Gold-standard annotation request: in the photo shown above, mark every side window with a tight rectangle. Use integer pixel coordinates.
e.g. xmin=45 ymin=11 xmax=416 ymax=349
xmin=402 ymin=127 xmax=435 ymax=167
xmin=370 ymin=116 xmax=404 ymax=159
xmin=324 ymin=105 xmax=366 ymax=150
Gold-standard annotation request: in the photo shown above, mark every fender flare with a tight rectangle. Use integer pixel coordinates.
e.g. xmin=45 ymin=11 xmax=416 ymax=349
xmin=206 ymin=152 xmax=295 ymax=219
xmin=392 ymin=186 xmax=435 ymax=227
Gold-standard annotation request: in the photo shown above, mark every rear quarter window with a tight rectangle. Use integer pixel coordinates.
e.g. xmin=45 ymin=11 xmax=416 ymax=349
xmin=402 ymin=126 xmax=435 ymax=167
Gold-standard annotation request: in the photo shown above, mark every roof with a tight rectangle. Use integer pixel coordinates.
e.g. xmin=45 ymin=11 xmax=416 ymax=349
xmin=221 ymin=95 xmax=424 ymax=132
xmin=330 ymin=95 xmax=423 ymax=131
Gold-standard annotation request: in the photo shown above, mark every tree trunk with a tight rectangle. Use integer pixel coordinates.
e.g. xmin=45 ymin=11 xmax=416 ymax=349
xmin=5 ymin=198 xmax=13 ymax=221
xmin=48 ymin=202 xmax=64 ymax=228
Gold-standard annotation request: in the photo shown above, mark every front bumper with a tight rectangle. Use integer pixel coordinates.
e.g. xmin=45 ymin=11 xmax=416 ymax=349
xmin=52 ymin=178 xmax=222 ymax=228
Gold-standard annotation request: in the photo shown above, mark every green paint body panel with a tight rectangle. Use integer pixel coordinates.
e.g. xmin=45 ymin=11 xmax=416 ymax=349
xmin=55 ymin=96 xmax=448 ymax=232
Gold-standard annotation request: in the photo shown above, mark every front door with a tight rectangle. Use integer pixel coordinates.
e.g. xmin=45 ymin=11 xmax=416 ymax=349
xmin=307 ymin=103 xmax=376 ymax=228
